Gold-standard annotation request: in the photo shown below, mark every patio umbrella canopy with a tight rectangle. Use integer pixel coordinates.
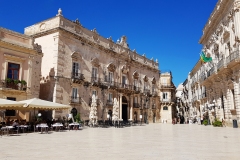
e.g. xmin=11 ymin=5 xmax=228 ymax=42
xmin=0 ymin=98 xmax=26 ymax=109
xmin=18 ymin=98 xmax=71 ymax=110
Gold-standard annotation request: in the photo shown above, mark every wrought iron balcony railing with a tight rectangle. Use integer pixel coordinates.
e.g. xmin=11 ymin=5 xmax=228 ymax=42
xmin=70 ymin=96 xmax=81 ymax=104
xmin=226 ymin=50 xmax=239 ymax=64
xmin=133 ymin=103 xmax=140 ymax=108
xmin=71 ymin=72 xmax=84 ymax=80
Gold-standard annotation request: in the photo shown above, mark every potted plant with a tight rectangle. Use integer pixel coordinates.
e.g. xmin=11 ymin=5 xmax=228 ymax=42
xmin=21 ymin=80 xmax=27 ymax=90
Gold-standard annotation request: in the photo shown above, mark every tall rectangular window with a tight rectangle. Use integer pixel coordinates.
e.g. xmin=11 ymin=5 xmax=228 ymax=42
xmin=134 ymin=97 xmax=138 ymax=103
xmin=109 ymin=72 xmax=113 ymax=83
xmin=72 ymin=88 xmax=78 ymax=99
xmin=163 ymin=92 xmax=168 ymax=101
xmin=92 ymin=90 xmax=97 ymax=97
xmin=92 ymin=67 xmax=98 ymax=80
xmin=72 ymin=62 xmax=79 ymax=77
xmin=108 ymin=93 xmax=112 ymax=102
xmin=134 ymin=79 xmax=138 ymax=87
xmin=122 ymin=76 xmax=126 ymax=85
xmin=7 ymin=63 xmax=20 ymax=80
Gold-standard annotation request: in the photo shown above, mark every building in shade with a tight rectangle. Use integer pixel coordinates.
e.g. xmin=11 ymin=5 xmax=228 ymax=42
xmin=24 ymin=9 xmax=165 ymax=123
xmin=0 ymin=27 xmax=43 ymax=121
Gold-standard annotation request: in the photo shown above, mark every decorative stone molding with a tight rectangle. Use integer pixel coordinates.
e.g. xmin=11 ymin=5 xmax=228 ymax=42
xmin=4 ymin=53 xmax=26 ymax=62
xmin=107 ymin=62 xmax=116 ymax=72
xmin=143 ymin=75 xmax=148 ymax=82
xmin=71 ymin=51 xmax=82 ymax=61
xmin=133 ymin=71 xmax=139 ymax=79
xmin=91 ymin=57 xmax=100 ymax=67
xmin=121 ymin=64 xmax=129 ymax=74
xmin=151 ymin=77 xmax=156 ymax=84
xmin=33 ymin=43 xmax=42 ymax=53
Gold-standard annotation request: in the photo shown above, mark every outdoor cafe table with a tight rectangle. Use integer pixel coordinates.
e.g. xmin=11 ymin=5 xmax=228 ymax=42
xmin=52 ymin=123 xmax=63 ymax=131
xmin=1 ymin=126 xmax=14 ymax=136
xmin=36 ymin=124 xmax=49 ymax=134
xmin=17 ymin=125 xmax=30 ymax=133
xmin=69 ymin=123 xmax=80 ymax=130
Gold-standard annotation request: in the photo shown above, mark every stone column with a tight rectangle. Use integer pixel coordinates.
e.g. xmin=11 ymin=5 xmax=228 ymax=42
xmin=52 ymin=78 xmax=59 ymax=119
xmin=129 ymin=95 xmax=133 ymax=120
xmin=119 ymin=93 xmax=122 ymax=120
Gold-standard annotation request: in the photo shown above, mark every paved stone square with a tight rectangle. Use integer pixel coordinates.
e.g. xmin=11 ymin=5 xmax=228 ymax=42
xmin=1 ymin=124 xmax=240 ymax=160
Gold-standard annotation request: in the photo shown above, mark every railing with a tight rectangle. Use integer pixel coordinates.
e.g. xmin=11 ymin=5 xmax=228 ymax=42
xmin=226 ymin=50 xmax=239 ymax=64
xmin=217 ymin=58 xmax=224 ymax=70
xmin=133 ymin=103 xmax=140 ymax=108
xmin=89 ymin=98 xmax=100 ymax=105
xmin=106 ymin=100 xmax=113 ymax=106
xmin=200 ymin=72 xmax=206 ymax=81
xmin=0 ymin=79 xmax=27 ymax=91
xmin=208 ymin=66 xmax=215 ymax=77
xmin=70 ymin=96 xmax=81 ymax=104
xmin=133 ymin=86 xmax=141 ymax=93
xmin=71 ymin=72 xmax=84 ymax=80
xmin=161 ymin=98 xmax=171 ymax=102
xmin=91 ymin=77 xmax=100 ymax=83
xmin=160 ymin=84 xmax=174 ymax=88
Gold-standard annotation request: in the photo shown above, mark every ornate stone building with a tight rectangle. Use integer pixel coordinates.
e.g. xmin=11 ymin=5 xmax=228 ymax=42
xmin=24 ymin=9 xmax=161 ymax=123
xmin=182 ymin=0 xmax=240 ymax=126
xmin=0 ymin=27 xmax=43 ymax=121
xmin=159 ymin=71 xmax=176 ymax=123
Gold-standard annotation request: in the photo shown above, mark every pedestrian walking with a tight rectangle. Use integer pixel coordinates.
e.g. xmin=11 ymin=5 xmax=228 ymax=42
xmin=222 ymin=118 xmax=226 ymax=127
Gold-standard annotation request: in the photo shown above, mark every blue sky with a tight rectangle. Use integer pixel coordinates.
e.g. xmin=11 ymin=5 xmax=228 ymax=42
xmin=0 ymin=0 xmax=218 ymax=86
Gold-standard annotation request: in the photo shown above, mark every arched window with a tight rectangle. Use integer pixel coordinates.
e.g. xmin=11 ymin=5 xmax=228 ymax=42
xmin=163 ymin=106 xmax=168 ymax=110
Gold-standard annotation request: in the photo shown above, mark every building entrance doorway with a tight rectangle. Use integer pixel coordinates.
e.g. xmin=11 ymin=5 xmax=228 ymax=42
xmin=122 ymin=96 xmax=128 ymax=121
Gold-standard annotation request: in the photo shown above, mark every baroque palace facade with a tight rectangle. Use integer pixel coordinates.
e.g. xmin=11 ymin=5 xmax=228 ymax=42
xmin=181 ymin=0 xmax=240 ymax=126
xmin=23 ymin=9 xmax=175 ymax=123
xmin=0 ymin=27 xmax=43 ymax=121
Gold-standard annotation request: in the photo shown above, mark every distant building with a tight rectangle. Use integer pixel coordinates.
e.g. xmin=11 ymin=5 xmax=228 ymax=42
xmin=159 ymin=71 xmax=176 ymax=123
xmin=25 ymin=9 xmax=162 ymax=123
xmin=0 ymin=27 xmax=43 ymax=121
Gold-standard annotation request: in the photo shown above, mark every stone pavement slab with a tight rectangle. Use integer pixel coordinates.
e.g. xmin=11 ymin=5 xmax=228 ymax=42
xmin=0 ymin=124 xmax=240 ymax=160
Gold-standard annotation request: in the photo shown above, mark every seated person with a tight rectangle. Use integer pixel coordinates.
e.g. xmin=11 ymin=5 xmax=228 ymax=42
xmin=12 ymin=120 xmax=19 ymax=130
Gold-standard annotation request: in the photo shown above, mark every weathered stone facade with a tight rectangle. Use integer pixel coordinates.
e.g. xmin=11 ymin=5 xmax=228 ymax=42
xmin=159 ymin=72 xmax=176 ymax=123
xmin=182 ymin=0 xmax=240 ymax=126
xmin=25 ymin=9 xmax=162 ymax=123
xmin=0 ymin=27 xmax=43 ymax=121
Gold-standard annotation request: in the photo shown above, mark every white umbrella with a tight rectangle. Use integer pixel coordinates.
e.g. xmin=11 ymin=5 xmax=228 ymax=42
xmin=0 ymin=98 xmax=26 ymax=109
xmin=18 ymin=98 xmax=70 ymax=110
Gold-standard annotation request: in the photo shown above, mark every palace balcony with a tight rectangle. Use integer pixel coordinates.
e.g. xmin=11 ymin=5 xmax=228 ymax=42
xmin=69 ymin=96 xmax=81 ymax=104
xmin=106 ymin=100 xmax=113 ymax=106
xmin=0 ymin=79 xmax=27 ymax=91
xmin=71 ymin=73 xmax=84 ymax=83
xmin=133 ymin=103 xmax=140 ymax=108
xmin=89 ymin=97 xmax=100 ymax=106
xmin=160 ymin=84 xmax=174 ymax=89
